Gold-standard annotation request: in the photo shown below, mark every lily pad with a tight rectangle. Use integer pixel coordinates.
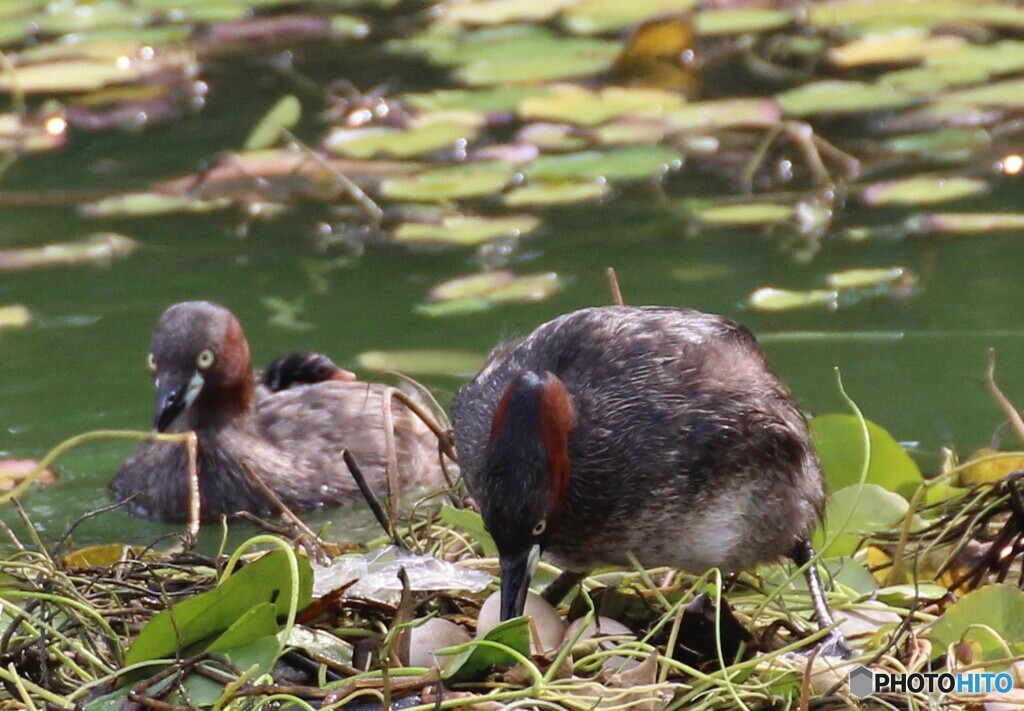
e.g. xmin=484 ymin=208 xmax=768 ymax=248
xmin=523 ymin=146 xmax=681 ymax=182
xmin=695 ymin=8 xmax=795 ymax=36
xmin=419 ymin=271 xmax=563 ymax=316
xmin=356 ymin=349 xmax=485 ymax=376
xmin=861 ymin=176 xmax=988 ymax=206
xmin=380 ymin=162 xmax=516 ymax=201
xmin=405 ymin=87 xmax=536 ymax=114
xmin=884 ymin=127 xmax=991 ymax=158
xmin=748 ymin=287 xmax=838 ymax=312
xmin=439 ymin=0 xmax=575 ymax=27
xmin=0 ymin=233 xmax=136 ymax=270
xmin=905 ymin=212 xmax=1024 ymax=235
xmin=394 ymin=214 xmax=539 ymax=246
xmin=561 ymin=0 xmax=699 ymax=35
xmin=660 ymin=98 xmax=781 ymax=130
xmin=777 ymin=80 xmax=918 ymax=117
xmin=325 ymin=111 xmax=484 ymax=159
xmin=689 ymin=202 xmax=793 ymax=226
xmin=825 ymin=267 xmax=908 ymax=290
xmin=954 ymin=449 xmax=1024 ymax=486
xmin=929 ymin=584 xmax=1024 ymax=662
xmin=503 ymin=179 xmax=610 ymax=206
xmin=809 ymin=414 xmax=922 ymax=498
xmin=518 ymin=84 xmax=684 ymax=126
xmin=80 ymin=193 xmax=233 ymax=217
xmin=828 ymin=31 xmax=965 ymax=68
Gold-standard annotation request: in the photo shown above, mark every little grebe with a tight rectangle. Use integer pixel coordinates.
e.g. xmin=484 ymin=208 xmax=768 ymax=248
xmin=452 ymin=305 xmax=848 ymax=654
xmin=112 ymin=301 xmax=447 ymax=522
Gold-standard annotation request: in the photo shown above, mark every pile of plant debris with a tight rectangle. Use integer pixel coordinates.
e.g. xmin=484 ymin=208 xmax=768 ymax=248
xmin=1 ymin=381 xmax=1023 ymax=709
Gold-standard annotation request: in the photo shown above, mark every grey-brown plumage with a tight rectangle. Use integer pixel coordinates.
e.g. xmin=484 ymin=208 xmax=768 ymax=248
xmin=453 ymin=306 xmax=845 ymax=653
xmin=112 ymin=301 xmax=447 ymax=522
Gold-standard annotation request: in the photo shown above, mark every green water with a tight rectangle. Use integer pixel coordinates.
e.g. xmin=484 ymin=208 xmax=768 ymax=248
xmin=3 ymin=38 xmax=1024 ymax=548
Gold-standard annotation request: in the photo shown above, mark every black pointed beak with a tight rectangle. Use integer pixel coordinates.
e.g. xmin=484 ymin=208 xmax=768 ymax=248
xmin=499 ymin=548 xmax=535 ymax=621
xmin=153 ymin=381 xmax=186 ymax=432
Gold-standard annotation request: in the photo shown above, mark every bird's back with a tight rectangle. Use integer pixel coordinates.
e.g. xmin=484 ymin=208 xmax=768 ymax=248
xmin=453 ymin=306 xmax=824 ymax=572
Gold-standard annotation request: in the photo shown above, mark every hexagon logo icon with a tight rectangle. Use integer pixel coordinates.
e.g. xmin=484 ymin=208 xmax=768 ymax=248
xmin=848 ymin=665 xmax=874 ymax=699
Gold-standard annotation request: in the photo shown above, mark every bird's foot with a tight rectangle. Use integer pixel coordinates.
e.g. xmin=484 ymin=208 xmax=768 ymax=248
xmin=812 ymin=629 xmax=857 ymax=661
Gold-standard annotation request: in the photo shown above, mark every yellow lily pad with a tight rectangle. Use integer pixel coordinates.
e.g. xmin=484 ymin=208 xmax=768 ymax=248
xmin=955 ymin=449 xmax=1024 ymax=486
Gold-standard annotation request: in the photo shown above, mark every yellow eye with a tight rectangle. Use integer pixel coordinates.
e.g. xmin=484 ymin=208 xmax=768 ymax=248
xmin=532 ymin=519 xmax=547 ymax=537
xmin=196 ymin=349 xmax=216 ymax=369
xmin=147 ymin=353 xmax=157 ymax=372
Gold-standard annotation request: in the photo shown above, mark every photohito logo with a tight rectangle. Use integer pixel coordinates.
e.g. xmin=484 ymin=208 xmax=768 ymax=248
xmin=848 ymin=665 xmax=1014 ymax=699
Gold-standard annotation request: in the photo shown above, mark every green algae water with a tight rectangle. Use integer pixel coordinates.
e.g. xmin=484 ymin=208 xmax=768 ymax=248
xmin=2 ymin=4 xmax=1024 ymax=547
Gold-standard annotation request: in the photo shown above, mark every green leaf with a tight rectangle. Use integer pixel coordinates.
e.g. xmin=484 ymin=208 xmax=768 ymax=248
xmin=207 ymin=602 xmax=279 ymax=652
xmin=809 ymin=414 xmax=922 ymax=498
xmin=929 ymin=584 xmax=1024 ymax=662
xmin=124 ymin=549 xmax=312 ymax=666
xmin=442 ymin=616 xmax=529 ymax=681
xmin=325 ymin=111 xmax=483 ymax=159
xmin=440 ymin=505 xmax=498 ymax=557
xmin=814 ymin=483 xmax=909 ymax=557
xmin=244 ymin=95 xmax=301 ymax=151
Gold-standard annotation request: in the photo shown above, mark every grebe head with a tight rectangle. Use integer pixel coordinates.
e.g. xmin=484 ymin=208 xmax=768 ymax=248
xmin=481 ymin=370 xmax=575 ymax=620
xmin=147 ymin=301 xmax=254 ymax=432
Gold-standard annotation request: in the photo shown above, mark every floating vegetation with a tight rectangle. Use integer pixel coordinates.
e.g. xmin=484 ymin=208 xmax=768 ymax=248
xmin=1 ymin=0 xmax=1020 ymax=313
